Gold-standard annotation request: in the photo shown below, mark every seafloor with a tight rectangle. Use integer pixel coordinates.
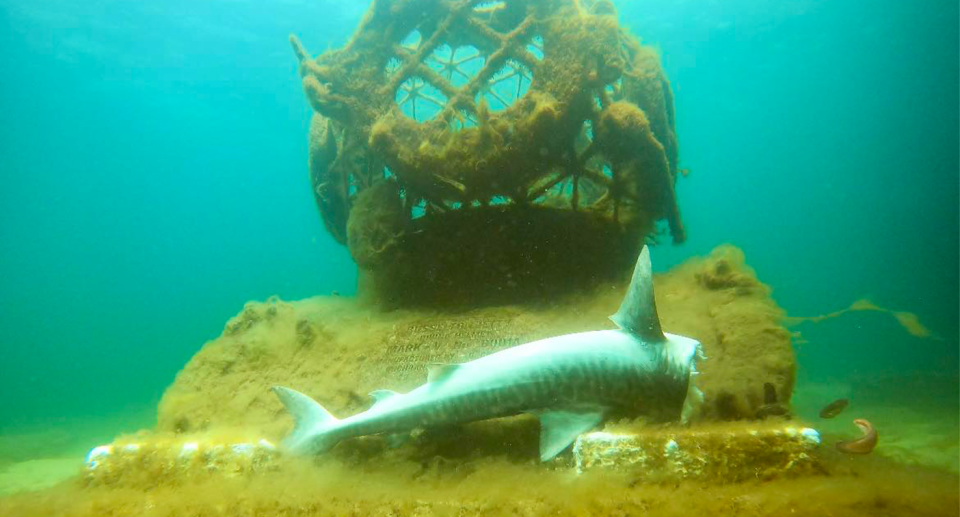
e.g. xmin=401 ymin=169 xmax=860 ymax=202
xmin=1 ymin=248 xmax=957 ymax=516
xmin=0 ymin=400 xmax=960 ymax=517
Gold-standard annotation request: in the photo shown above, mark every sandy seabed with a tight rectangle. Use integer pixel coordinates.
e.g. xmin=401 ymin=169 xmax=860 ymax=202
xmin=1 ymin=388 xmax=957 ymax=517
xmin=2 ymin=246 xmax=956 ymax=516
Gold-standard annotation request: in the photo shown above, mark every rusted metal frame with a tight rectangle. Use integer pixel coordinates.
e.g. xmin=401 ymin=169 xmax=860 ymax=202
xmin=523 ymin=166 xmax=571 ymax=202
xmin=611 ymin=161 xmax=619 ymax=224
xmin=569 ymin=158 xmax=581 ymax=211
xmin=383 ymin=8 xmax=465 ymax=96
xmin=289 ymin=35 xmax=311 ymax=65
xmin=419 ymin=15 xmax=534 ymax=123
xmin=454 ymin=16 xmax=534 ymax=95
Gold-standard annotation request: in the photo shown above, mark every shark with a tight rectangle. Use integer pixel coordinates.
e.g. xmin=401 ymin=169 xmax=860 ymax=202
xmin=273 ymin=246 xmax=702 ymax=461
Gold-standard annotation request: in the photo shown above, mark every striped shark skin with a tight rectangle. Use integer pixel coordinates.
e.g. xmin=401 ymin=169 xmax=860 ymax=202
xmin=273 ymin=246 xmax=702 ymax=461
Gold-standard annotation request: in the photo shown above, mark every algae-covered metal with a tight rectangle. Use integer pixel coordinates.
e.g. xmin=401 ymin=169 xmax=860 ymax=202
xmin=290 ymin=0 xmax=686 ymax=296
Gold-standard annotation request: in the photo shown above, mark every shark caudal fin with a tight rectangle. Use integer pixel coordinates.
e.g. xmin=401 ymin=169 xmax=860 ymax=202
xmin=272 ymin=386 xmax=342 ymax=455
xmin=610 ymin=245 xmax=667 ymax=343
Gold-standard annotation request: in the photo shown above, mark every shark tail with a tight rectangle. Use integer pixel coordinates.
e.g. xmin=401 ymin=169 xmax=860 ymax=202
xmin=272 ymin=386 xmax=342 ymax=454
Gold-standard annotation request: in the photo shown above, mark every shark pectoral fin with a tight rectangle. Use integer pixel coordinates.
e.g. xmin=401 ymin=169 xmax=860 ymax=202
xmin=427 ymin=363 xmax=461 ymax=384
xmin=369 ymin=389 xmax=399 ymax=408
xmin=610 ymin=245 xmax=667 ymax=343
xmin=535 ymin=410 xmax=604 ymax=461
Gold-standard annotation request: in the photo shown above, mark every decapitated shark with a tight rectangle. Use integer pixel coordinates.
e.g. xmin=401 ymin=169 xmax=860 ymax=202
xmin=273 ymin=246 xmax=702 ymax=461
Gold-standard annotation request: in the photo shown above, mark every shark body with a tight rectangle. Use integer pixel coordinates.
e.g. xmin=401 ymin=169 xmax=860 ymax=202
xmin=274 ymin=246 xmax=702 ymax=461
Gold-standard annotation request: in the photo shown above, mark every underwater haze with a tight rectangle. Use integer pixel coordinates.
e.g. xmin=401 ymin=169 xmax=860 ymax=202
xmin=0 ymin=0 xmax=957 ymax=485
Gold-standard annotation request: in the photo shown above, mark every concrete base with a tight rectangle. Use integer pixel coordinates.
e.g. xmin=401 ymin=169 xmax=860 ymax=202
xmin=83 ymin=438 xmax=279 ymax=487
xmin=573 ymin=425 xmax=822 ymax=481
xmin=82 ymin=424 xmax=821 ymax=487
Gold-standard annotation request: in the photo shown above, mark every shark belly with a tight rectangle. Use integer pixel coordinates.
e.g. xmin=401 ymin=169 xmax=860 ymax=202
xmin=338 ymin=385 xmax=533 ymax=439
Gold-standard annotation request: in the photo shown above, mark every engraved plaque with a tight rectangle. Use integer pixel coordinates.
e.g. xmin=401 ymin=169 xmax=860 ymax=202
xmin=364 ymin=310 xmax=572 ymax=391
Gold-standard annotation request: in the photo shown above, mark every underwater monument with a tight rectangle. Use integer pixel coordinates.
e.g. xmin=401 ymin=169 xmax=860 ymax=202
xmin=4 ymin=1 xmax=957 ymax=515
xmin=297 ymin=0 xmax=684 ymax=307
xmin=151 ymin=0 xmax=798 ymax=440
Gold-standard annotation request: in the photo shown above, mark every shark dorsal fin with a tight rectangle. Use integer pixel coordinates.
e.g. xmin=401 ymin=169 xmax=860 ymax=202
xmin=609 ymin=245 xmax=666 ymax=343
xmin=535 ymin=409 xmax=604 ymax=461
xmin=427 ymin=363 xmax=460 ymax=384
xmin=368 ymin=389 xmax=398 ymax=408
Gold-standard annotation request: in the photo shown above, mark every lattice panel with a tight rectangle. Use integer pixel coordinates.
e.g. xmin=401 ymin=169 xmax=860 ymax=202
xmin=292 ymin=0 xmax=686 ymax=252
